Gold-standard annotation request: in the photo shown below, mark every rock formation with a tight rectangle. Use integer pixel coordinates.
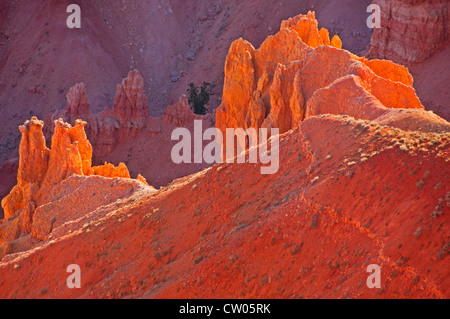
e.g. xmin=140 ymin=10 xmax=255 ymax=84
xmin=279 ymin=12 xmax=343 ymax=49
xmin=102 ymin=70 xmax=150 ymax=132
xmin=368 ymin=0 xmax=450 ymax=64
xmin=215 ymin=11 xmax=434 ymax=159
xmin=0 ymin=159 xmax=18 ymax=219
xmin=46 ymin=70 xmax=210 ymax=163
xmin=64 ymin=82 xmax=91 ymax=121
xmin=45 ymin=70 xmax=152 ymax=161
xmin=0 ymin=117 xmax=147 ymax=257
xmin=216 ymin=12 xmax=342 ymax=137
xmin=162 ymin=95 xmax=206 ymax=127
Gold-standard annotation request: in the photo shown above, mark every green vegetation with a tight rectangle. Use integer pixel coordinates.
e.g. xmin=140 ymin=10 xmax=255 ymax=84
xmin=187 ymin=82 xmax=215 ymax=115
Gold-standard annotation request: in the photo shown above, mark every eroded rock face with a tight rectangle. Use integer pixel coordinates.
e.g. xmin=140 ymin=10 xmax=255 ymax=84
xmin=46 ymin=70 xmax=208 ymax=162
xmin=30 ymin=175 xmax=146 ymax=241
xmin=216 ymin=11 xmax=427 ymax=150
xmin=0 ymin=159 xmax=19 ymax=219
xmin=2 ymin=117 xmax=49 ymax=220
xmin=216 ymin=12 xmax=342 ymax=135
xmin=162 ymin=95 xmax=205 ymax=127
xmin=0 ymin=117 xmax=145 ymax=256
xmin=65 ymin=83 xmax=91 ymax=120
xmin=368 ymin=0 xmax=450 ymax=64
xmin=280 ymin=12 xmax=343 ymax=49
xmin=102 ymin=69 xmax=150 ymax=130
xmin=45 ymin=70 xmax=152 ymax=161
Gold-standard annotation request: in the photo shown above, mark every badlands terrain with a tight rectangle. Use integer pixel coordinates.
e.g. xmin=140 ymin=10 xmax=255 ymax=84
xmin=0 ymin=0 xmax=449 ymax=298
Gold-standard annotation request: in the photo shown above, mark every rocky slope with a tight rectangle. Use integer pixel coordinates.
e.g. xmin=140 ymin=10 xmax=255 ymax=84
xmin=0 ymin=114 xmax=448 ymax=298
xmin=368 ymin=0 xmax=449 ymax=64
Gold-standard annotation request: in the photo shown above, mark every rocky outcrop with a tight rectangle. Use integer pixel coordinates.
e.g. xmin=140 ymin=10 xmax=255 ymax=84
xmin=101 ymin=70 xmax=150 ymax=131
xmin=216 ymin=11 xmax=429 ymax=159
xmin=0 ymin=117 xmax=147 ymax=257
xmin=0 ymin=158 xmax=18 ymax=219
xmin=64 ymin=83 xmax=91 ymax=121
xmin=45 ymin=70 xmax=152 ymax=161
xmin=216 ymin=12 xmax=345 ymax=136
xmin=46 ymin=70 xmax=210 ymax=162
xmin=162 ymin=95 xmax=206 ymax=127
xmin=368 ymin=0 xmax=450 ymax=64
xmin=30 ymin=175 xmax=148 ymax=241
xmin=2 ymin=117 xmax=50 ymax=220
xmin=279 ymin=12 xmax=343 ymax=49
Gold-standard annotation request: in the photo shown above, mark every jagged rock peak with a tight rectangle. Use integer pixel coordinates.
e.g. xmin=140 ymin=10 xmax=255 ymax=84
xmin=216 ymin=11 xmax=425 ymax=138
xmin=0 ymin=117 xmax=148 ymax=255
xmin=66 ymin=82 xmax=90 ymax=118
xmin=112 ymin=69 xmax=150 ymax=124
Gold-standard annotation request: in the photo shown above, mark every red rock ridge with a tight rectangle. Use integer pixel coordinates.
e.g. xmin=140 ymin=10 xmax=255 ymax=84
xmin=0 ymin=114 xmax=448 ymax=298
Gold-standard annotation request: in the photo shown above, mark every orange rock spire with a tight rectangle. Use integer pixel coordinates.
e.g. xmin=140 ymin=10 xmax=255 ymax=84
xmin=216 ymin=11 xmax=424 ymax=141
xmin=0 ymin=117 xmax=142 ymax=251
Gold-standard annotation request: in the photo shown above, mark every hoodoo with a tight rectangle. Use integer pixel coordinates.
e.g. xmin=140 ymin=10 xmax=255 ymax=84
xmin=215 ymin=12 xmax=433 ymax=156
xmin=0 ymin=117 xmax=151 ymax=258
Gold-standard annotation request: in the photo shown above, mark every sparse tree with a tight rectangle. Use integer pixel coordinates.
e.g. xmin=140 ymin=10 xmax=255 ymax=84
xmin=187 ymin=82 xmax=215 ymax=115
